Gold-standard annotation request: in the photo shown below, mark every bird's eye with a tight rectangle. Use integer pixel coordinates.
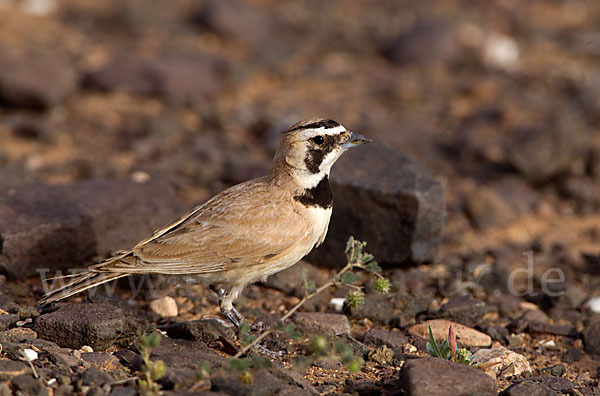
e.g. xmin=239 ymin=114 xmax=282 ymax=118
xmin=311 ymin=136 xmax=325 ymax=145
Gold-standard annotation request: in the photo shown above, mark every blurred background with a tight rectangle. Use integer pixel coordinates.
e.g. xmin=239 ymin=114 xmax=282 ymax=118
xmin=0 ymin=0 xmax=599 ymax=272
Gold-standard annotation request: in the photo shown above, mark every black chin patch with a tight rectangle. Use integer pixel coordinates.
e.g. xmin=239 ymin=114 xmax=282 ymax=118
xmin=294 ymin=176 xmax=333 ymax=209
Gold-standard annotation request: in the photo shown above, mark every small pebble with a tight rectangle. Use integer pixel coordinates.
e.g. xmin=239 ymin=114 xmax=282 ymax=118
xmin=150 ymin=296 xmax=179 ymax=318
xmin=585 ymin=296 xmax=600 ymax=313
xmin=22 ymin=349 xmax=38 ymax=362
xmin=329 ymin=298 xmax=346 ymax=312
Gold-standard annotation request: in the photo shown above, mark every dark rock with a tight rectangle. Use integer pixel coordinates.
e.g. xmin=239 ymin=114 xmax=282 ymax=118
xmin=400 ymin=358 xmax=496 ymax=396
xmin=541 ymin=364 xmax=566 ymax=377
xmin=0 ymin=52 xmax=77 ymax=108
xmin=82 ymin=367 xmax=113 ymax=386
xmin=165 ymin=318 xmax=235 ymax=344
xmin=582 ymin=320 xmax=600 ymax=355
xmin=527 ymin=376 xmax=575 ymax=393
xmin=563 ymin=347 xmax=582 ymax=363
xmin=85 ymin=55 xmax=224 ymax=104
xmin=148 ymin=337 xmax=228 ymax=370
xmin=113 ymin=350 xmax=143 ymax=371
xmin=363 ymin=328 xmax=408 ymax=349
xmin=500 ymin=380 xmax=558 ymax=396
xmin=464 ymin=187 xmax=515 ymax=229
xmin=528 ymin=322 xmax=578 ymax=337
xmin=310 ymin=143 xmax=444 ymax=266
xmin=161 ymin=366 xmax=201 ymax=391
xmin=10 ymin=374 xmax=48 ymax=396
xmin=0 ymin=359 xmax=29 ymax=381
xmin=508 ymin=125 xmax=584 ymax=183
xmin=108 ymin=387 xmax=137 ymax=396
xmin=82 ymin=352 xmax=123 ymax=371
xmin=34 ymin=303 xmax=149 ymax=350
xmin=348 ymin=292 xmax=431 ymax=326
xmin=0 ymin=178 xmax=182 ymax=279
xmin=0 ymin=292 xmax=19 ymax=313
xmin=555 ymin=285 xmax=587 ymax=310
xmin=560 ymin=176 xmax=600 ymax=206
xmin=211 ymin=366 xmax=316 ymax=396
xmin=0 ymin=314 xmax=20 ymax=331
xmin=292 ymin=312 xmax=350 ymax=337
xmin=440 ymin=295 xmax=487 ymax=327
xmin=190 ymin=0 xmax=274 ymax=46
xmin=338 ymin=334 xmax=369 ymax=360
xmin=0 ymin=328 xmax=37 ymax=343
xmin=385 ymin=19 xmax=461 ymax=65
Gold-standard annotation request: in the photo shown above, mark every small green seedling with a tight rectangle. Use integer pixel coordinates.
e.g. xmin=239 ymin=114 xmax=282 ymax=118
xmin=426 ymin=325 xmax=477 ymax=366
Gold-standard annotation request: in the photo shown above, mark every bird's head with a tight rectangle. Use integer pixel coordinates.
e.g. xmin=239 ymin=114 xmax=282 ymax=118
xmin=271 ymin=119 xmax=370 ymax=188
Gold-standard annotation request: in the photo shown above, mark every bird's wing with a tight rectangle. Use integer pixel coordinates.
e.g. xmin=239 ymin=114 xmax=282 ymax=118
xmin=92 ymin=180 xmax=310 ymax=275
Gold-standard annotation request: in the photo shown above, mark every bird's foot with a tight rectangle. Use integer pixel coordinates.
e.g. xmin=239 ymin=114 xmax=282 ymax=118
xmin=252 ymin=343 xmax=285 ymax=359
xmin=221 ymin=307 xmax=241 ymax=328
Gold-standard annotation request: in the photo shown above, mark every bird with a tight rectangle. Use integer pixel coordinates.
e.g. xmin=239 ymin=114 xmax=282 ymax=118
xmin=40 ymin=118 xmax=370 ymax=327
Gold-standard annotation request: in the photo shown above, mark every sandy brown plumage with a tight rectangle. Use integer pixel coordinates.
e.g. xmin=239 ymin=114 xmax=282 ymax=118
xmin=40 ymin=119 xmax=370 ymax=326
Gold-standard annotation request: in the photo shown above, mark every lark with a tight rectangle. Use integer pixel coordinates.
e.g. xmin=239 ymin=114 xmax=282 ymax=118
xmin=40 ymin=119 xmax=370 ymax=326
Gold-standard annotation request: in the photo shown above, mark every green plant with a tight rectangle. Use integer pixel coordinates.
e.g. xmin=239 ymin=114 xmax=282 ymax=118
xmin=426 ymin=325 xmax=477 ymax=366
xmin=230 ymin=236 xmax=390 ymax=375
xmin=137 ymin=333 xmax=166 ymax=395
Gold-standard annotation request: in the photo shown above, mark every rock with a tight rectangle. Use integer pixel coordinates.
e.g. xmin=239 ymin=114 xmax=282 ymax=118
xmin=107 ymin=387 xmax=137 ymax=396
xmin=582 ymin=320 xmax=600 ymax=355
xmin=508 ymin=125 xmax=584 ymax=183
xmin=528 ymin=322 xmax=578 ymax=337
xmin=368 ymin=345 xmax=394 ymax=365
xmin=560 ymin=176 xmax=600 ymax=206
xmin=407 ymin=319 xmax=491 ymax=348
xmin=525 ymin=376 xmax=576 ymax=394
xmin=190 ymin=0 xmax=274 ymax=46
xmin=348 ymin=291 xmax=432 ymax=326
xmin=10 ymin=374 xmax=48 ymax=396
xmin=473 ymin=346 xmax=531 ymax=379
xmin=440 ymin=295 xmax=487 ymax=327
xmin=211 ymin=367 xmax=315 ymax=396
xmin=82 ymin=367 xmax=112 ymax=386
xmin=585 ymin=296 xmax=600 ymax=312
xmin=292 ymin=312 xmax=350 ymax=337
xmin=363 ymin=328 xmax=408 ymax=349
xmin=0 ymin=178 xmax=182 ymax=279
xmin=150 ymin=296 xmax=178 ymax=318
xmin=541 ymin=364 xmax=566 ymax=377
xmin=34 ymin=303 xmax=149 ymax=350
xmin=0 ymin=328 xmax=37 ymax=343
xmin=148 ymin=337 xmax=228 ymax=370
xmin=500 ymin=380 xmax=558 ymax=396
xmin=165 ymin=318 xmax=235 ymax=345
xmin=0 ymin=359 xmax=29 ymax=381
xmin=85 ymin=55 xmax=224 ymax=104
xmin=464 ymin=187 xmax=515 ymax=229
xmin=556 ymin=285 xmax=587 ymax=310
xmin=400 ymin=358 xmax=496 ymax=396
xmin=0 ymin=52 xmax=77 ymax=108
xmin=82 ymin=352 xmax=122 ymax=371
xmin=385 ymin=19 xmax=461 ymax=65
xmin=309 ymin=143 xmax=444 ymax=266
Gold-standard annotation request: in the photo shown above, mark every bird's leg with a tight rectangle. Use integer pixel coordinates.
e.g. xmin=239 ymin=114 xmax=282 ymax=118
xmin=209 ymin=285 xmax=283 ymax=359
xmin=210 ymin=285 xmax=245 ymax=328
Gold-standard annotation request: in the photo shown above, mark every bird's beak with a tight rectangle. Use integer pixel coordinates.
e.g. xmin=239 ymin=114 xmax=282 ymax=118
xmin=340 ymin=132 xmax=371 ymax=149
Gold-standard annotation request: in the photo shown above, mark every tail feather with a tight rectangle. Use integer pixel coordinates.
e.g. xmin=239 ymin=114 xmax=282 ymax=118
xmin=39 ymin=271 xmax=127 ymax=305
